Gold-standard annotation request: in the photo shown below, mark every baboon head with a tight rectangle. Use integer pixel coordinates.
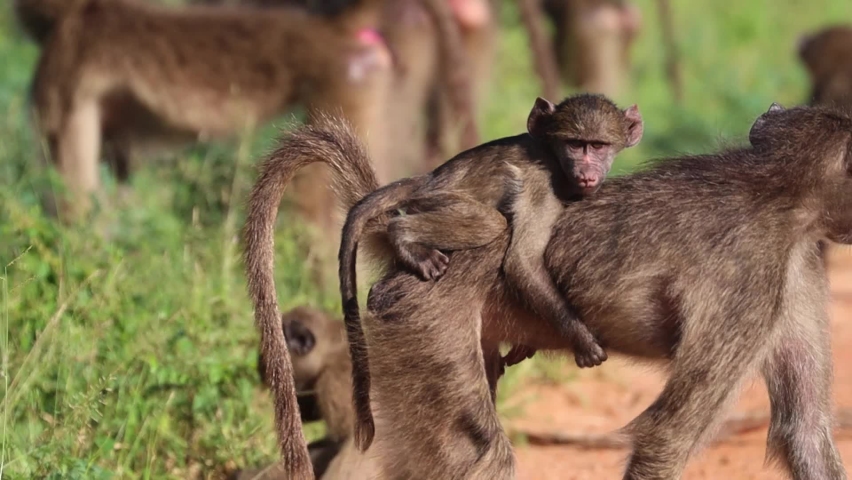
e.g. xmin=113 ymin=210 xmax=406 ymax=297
xmin=527 ymin=93 xmax=643 ymax=195
xmin=749 ymin=102 xmax=852 ymax=244
xmin=281 ymin=306 xmax=347 ymax=391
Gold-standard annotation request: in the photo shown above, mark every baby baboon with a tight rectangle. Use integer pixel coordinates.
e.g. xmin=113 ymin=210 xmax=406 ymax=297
xmin=798 ymin=25 xmax=852 ymax=108
xmin=16 ymin=0 xmax=392 ymax=223
xmin=357 ymin=102 xmax=852 ymax=479
xmin=339 ymin=93 xmax=642 ymax=449
xmin=244 ymin=306 xmax=353 ymax=480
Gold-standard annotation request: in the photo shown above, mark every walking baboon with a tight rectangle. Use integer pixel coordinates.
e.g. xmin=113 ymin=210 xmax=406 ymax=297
xmin=799 ymin=25 xmax=852 ymax=109
xmin=339 ymin=93 xmax=642 ymax=449
xmin=16 ymin=0 xmax=393 ymax=225
xmin=355 ymin=102 xmax=852 ymax=479
xmin=249 ymin=102 xmax=852 ymax=478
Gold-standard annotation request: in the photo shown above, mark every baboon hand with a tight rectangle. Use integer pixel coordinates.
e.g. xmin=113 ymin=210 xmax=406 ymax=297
xmin=503 ymin=345 xmax=537 ymax=367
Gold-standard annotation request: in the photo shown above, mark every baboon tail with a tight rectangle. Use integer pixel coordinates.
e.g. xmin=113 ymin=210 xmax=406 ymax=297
xmin=243 ymin=114 xmax=379 ymax=480
xmin=339 ymin=176 xmax=422 ymax=452
xmin=14 ymin=0 xmax=87 ymax=45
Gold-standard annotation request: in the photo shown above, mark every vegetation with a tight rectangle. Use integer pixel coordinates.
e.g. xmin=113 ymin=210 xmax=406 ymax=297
xmin=1 ymin=0 xmax=849 ymax=477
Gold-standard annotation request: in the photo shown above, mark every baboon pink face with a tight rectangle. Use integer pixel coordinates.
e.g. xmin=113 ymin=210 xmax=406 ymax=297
xmin=527 ymin=96 xmax=643 ymax=196
xmin=347 ymin=28 xmax=392 ymax=83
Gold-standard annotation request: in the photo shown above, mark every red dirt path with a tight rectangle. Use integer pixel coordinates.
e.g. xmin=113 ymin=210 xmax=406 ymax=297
xmin=510 ymin=246 xmax=852 ymax=479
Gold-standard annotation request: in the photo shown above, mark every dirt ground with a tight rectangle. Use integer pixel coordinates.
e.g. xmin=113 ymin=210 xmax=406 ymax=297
xmin=511 ymin=246 xmax=852 ymax=479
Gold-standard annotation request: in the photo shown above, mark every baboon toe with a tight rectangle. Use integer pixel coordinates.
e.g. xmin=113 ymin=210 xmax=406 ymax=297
xmin=575 ymin=344 xmax=607 ymax=368
xmin=416 ymin=250 xmax=450 ymax=281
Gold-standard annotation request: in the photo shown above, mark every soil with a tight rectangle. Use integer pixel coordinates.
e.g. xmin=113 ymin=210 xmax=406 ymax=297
xmin=510 ymin=245 xmax=852 ymax=479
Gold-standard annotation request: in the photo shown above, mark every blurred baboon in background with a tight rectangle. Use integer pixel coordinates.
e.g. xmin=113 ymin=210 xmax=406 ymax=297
xmin=543 ymin=0 xmax=642 ymax=98
xmin=15 ymin=0 xmax=393 ymax=235
xmin=799 ymin=24 xmax=852 ymax=109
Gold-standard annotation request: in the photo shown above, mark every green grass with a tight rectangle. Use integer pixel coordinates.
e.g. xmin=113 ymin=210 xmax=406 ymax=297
xmin=1 ymin=0 xmax=850 ymax=477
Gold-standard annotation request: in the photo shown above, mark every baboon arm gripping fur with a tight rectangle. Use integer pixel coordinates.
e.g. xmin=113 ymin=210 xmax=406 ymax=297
xmin=243 ymin=114 xmax=378 ymax=479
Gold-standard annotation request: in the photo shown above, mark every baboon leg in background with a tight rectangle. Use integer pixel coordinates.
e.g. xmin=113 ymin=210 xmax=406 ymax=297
xmin=554 ymin=0 xmax=640 ymax=98
xmin=383 ymin=0 xmax=441 ymax=178
xmin=55 ymin=101 xmax=102 ymax=219
xmin=426 ymin=0 xmax=496 ymax=170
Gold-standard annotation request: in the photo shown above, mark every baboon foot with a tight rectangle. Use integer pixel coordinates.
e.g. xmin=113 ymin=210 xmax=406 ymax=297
xmin=574 ymin=341 xmax=607 ymax=368
xmin=406 ymin=245 xmax=450 ymax=281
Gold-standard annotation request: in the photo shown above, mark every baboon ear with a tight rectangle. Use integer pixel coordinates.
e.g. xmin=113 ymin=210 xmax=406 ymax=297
xmin=284 ymin=320 xmax=316 ymax=356
xmin=623 ymin=104 xmax=644 ymax=148
xmin=528 ymin=97 xmax=556 ymax=137
xmin=767 ymin=102 xmax=785 ymax=113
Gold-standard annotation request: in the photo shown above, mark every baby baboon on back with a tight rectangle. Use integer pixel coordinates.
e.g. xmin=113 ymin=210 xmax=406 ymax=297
xmin=338 ymin=93 xmax=643 ymax=449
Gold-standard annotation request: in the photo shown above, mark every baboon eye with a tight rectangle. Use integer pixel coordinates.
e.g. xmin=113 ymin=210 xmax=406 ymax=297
xmin=566 ymin=140 xmax=584 ymax=150
xmin=590 ymin=142 xmax=606 ymax=150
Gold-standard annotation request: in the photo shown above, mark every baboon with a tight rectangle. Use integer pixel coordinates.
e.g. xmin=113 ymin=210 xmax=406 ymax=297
xmin=339 ymin=93 xmax=642 ymax=449
xmin=251 ymin=102 xmax=852 ymax=478
xmin=239 ymin=306 xmax=353 ymax=480
xmin=16 ymin=0 xmax=393 ymax=226
xmin=798 ymin=25 xmax=852 ymax=109
xmin=543 ymin=0 xmax=642 ymax=97
xmin=351 ymin=102 xmax=852 ymax=479
xmin=196 ymin=0 xmax=495 ymax=173
xmin=243 ymin=93 xmax=640 ymax=475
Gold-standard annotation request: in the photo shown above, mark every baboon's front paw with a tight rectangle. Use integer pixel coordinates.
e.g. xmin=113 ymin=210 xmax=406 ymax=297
xmin=574 ymin=343 xmax=607 ymax=368
xmin=503 ymin=345 xmax=537 ymax=367
xmin=415 ymin=249 xmax=449 ymax=281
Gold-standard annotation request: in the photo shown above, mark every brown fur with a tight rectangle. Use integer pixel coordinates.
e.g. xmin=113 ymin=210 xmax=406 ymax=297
xmin=337 ymin=93 xmax=643 ymax=451
xmin=544 ymin=0 xmax=641 ymax=97
xmin=353 ymin=103 xmax=852 ymax=479
xmin=17 ymin=0 xmax=392 ymax=224
xmin=799 ymin=25 xmax=852 ymax=109
xmin=240 ymin=306 xmax=353 ymax=480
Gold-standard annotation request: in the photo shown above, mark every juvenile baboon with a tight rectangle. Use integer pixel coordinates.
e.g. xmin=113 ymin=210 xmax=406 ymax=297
xmin=16 ymin=0 xmax=393 ymax=225
xmin=339 ymin=93 xmax=642 ymax=449
xmin=798 ymin=25 xmax=852 ymax=108
xmin=355 ymin=103 xmax=852 ymax=479
xmin=543 ymin=0 xmax=642 ymax=97
xmin=240 ymin=306 xmax=353 ymax=480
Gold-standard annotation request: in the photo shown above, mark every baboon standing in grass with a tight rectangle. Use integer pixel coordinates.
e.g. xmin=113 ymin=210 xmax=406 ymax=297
xmin=250 ymin=102 xmax=851 ymax=479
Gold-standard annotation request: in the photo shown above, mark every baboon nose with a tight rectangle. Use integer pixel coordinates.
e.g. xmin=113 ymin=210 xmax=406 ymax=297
xmin=579 ymin=175 xmax=599 ymax=189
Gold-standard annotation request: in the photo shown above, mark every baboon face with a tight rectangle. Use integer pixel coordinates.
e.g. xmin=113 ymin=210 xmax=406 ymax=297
xmin=527 ymin=95 xmax=643 ymax=195
xmin=750 ymin=103 xmax=852 ymax=243
xmin=282 ymin=307 xmax=342 ymax=390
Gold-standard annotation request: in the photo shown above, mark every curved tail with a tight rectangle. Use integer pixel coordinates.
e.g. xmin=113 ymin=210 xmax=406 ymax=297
xmin=338 ymin=175 xmax=422 ymax=452
xmin=243 ymin=114 xmax=378 ymax=479
xmin=14 ymin=0 xmax=88 ymax=45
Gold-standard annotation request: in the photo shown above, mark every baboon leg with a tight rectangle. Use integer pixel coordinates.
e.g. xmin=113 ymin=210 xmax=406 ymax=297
xmin=56 ymin=101 xmax=101 ymax=218
xmin=482 ymin=339 xmax=504 ymax=404
xmin=624 ymin=326 xmax=770 ymax=479
xmin=762 ymin=324 xmax=846 ymax=478
xmin=103 ymin=140 xmax=132 ymax=183
xmin=387 ymin=193 xmax=508 ymax=279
